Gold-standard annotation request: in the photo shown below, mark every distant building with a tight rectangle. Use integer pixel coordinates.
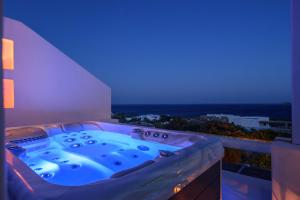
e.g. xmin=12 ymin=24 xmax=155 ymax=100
xmin=206 ymin=114 xmax=270 ymax=130
xmin=125 ymin=114 xmax=161 ymax=122
xmin=136 ymin=114 xmax=161 ymax=121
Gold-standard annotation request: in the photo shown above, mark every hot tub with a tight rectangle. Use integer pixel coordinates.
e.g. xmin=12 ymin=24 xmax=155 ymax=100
xmin=6 ymin=121 xmax=223 ymax=200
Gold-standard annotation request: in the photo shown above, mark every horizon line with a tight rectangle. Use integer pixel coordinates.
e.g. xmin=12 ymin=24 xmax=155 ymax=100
xmin=112 ymin=103 xmax=291 ymax=106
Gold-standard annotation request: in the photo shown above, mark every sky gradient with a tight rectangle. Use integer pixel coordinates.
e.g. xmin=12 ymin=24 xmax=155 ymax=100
xmin=4 ymin=0 xmax=291 ymax=104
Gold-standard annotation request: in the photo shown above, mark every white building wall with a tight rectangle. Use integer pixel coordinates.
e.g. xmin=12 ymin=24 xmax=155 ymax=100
xmin=3 ymin=17 xmax=111 ymax=127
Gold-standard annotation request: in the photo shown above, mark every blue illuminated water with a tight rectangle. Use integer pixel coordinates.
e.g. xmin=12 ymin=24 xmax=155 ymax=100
xmin=18 ymin=130 xmax=180 ymax=186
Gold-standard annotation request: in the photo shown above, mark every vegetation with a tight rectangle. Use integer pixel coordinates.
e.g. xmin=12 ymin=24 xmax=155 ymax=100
xmin=113 ymin=114 xmax=290 ymax=141
xmin=223 ymin=148 xmax=271 ymax=170
xmin=159 ymin=117 xmax=289 ymax=141
xmin=112 ymin=113 xmax=290 ymax=170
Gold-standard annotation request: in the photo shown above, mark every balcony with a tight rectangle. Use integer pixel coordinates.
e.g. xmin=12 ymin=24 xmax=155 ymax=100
xmin=1 ymin=1 xmax=300 ymax=200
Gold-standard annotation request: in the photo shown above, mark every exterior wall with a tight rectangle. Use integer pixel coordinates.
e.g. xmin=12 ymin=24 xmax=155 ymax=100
xmin=3 ymin=17 xmax=111 ymax=127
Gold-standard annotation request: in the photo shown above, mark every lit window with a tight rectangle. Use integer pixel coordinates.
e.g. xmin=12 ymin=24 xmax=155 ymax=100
xmin=2 ymin=38 xmax=15 ymax=108
xmin=3 ymin=79 xmax=14 ymax=109
xmin=2 ymin=38 xmax=14 ymax=70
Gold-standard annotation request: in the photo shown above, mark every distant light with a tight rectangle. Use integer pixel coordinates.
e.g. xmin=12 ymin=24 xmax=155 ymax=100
xmin=173 ymin=184 xmax=182 ymax=193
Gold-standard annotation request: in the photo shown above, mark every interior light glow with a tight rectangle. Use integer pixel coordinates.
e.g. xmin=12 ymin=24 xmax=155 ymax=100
xmin=2 ymin=38 xmax=14 ymax=70
xmin=3 ymin=79 xmax=14 ymax=108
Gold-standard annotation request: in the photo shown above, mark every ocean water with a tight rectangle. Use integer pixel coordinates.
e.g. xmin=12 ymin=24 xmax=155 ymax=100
xmin=112 ymin=104 xmax=291 ymax=121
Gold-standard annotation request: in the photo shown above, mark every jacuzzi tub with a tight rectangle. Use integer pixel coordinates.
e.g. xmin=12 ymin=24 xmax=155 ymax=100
xmin=6 ymin=121 xmax=224 ymax=200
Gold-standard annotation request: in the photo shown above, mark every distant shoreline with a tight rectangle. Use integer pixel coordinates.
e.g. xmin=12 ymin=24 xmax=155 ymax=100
xmin=112 ymin=104 xmax=291 ymax=121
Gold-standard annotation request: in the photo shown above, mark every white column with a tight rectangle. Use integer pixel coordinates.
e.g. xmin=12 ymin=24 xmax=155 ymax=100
xmin=292 ymin=0 xmax=300 ymax=145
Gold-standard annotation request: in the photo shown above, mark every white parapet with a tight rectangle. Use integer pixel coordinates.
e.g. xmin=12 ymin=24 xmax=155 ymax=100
xmin=3 ymin=17 xmax=111 ymax=127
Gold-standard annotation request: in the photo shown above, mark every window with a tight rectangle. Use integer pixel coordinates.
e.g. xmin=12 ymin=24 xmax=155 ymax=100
xmin=2 ymin=38 xmax=15 ymax=108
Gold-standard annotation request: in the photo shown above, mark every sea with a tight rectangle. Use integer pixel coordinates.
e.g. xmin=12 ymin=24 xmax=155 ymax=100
xmin=112 ymin=104 xmax=292 ymax=121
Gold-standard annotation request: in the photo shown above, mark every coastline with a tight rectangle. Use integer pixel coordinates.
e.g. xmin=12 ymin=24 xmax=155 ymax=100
xmin=112 ymin=104 xmax=291 ymax=121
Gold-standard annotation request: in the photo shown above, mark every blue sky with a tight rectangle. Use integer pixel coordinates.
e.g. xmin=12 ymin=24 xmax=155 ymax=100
xmin=5 ymin=0 xmax=291 ymax=104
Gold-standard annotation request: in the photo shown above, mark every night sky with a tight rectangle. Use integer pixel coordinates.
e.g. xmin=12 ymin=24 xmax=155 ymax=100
xmin=4 ymin=0 xmax=291 ymax=104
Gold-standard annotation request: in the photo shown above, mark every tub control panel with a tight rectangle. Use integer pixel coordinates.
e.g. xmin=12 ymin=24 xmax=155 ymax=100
xmin=132 ymin=128 xmax=170 ymax=142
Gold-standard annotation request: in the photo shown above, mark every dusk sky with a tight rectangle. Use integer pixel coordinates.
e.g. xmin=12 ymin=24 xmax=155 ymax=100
xmin=4 ymin=0 xmax=291 ymax=104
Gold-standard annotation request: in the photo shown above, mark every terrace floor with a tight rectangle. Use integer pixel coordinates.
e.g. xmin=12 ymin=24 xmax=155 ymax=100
xmin=222 ymin=170 xmax=272 ymax=200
